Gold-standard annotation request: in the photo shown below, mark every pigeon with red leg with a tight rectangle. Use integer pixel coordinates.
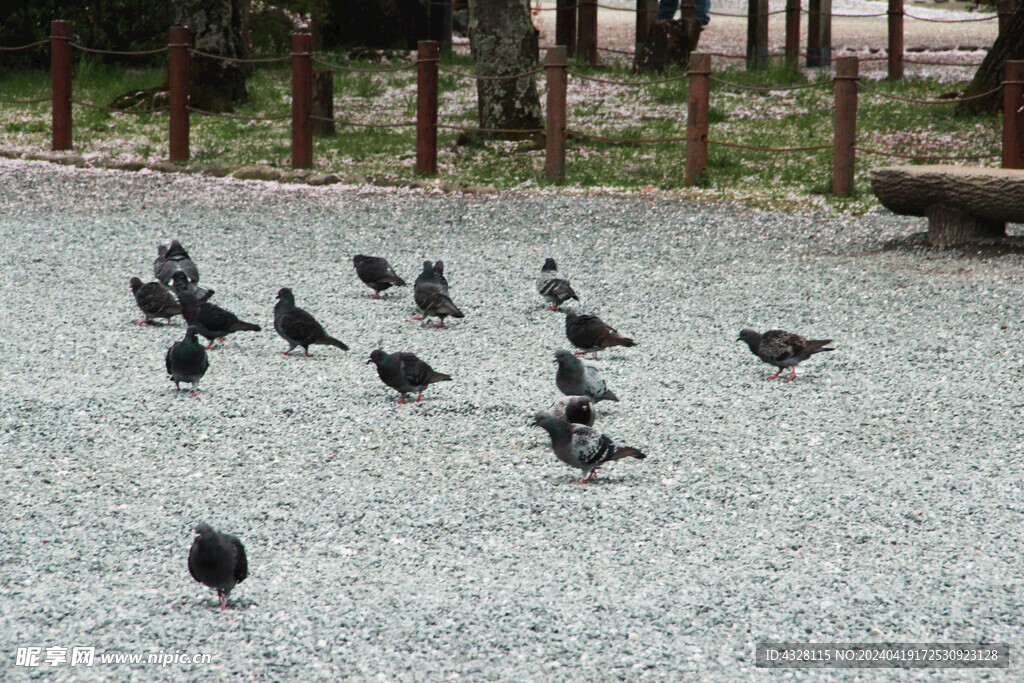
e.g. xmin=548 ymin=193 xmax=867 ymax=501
xmin=172 ymin=272 xmax=260 ymax=349
xmin=188 ymin=523 xmax=247 ymax=611
xmin=536 ymin=258 xmax=579 ymax=311
xmin=165 ymin=326 xmax=209 ymax=394
xmin=413 ymin=260 xmax=463 ymax=327
xmin=368 ymin=349 xmax=451 ymax=403
xmin=533 ymin=411 xmax=645 ymax=484
xmin=274 ymin=287 xmax=348 ymax=356
xmin=353 ymin=254 xmax=406 ymax=299
xmin=565 ymin=311 xmax=634 ymax=359
xmin=547 ymin=395 xmax=597 ymax=427
xmin=738 ymin=328 xmax=835 ymax=380
xmin=130 ymin=276 xmax=181 ymax=325
xmin=554 ymin=348 xmax=619 ymax=403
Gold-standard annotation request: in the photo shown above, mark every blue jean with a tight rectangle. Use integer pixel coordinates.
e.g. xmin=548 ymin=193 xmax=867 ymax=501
xmin=657 ymin=0 xmax=710 ymax=25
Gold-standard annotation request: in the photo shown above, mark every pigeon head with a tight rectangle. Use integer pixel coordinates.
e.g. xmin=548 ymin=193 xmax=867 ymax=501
xmin=542 ymin=258 xmax=557 ymax=272
xmin=571 ymin=395 xmax=594 ymax=418
xmin=434 ymin=260 xmax=445 ymax=276
xmin=738 ymin=329 xmax=762 ymax=350
xmin=171 ymin=271 xmax=190 ymax=291
xmin=129 ymin=276 xmax=144 ymax=293
xmin=193 ymin=523 xmax=213 ymax=537
xmin=420 ymin=260 xmax=433 ymax=275
xmin=276 ymin=287 xmax=295 ymax=304
xmin=553 ymin=348 xmax=578 ymax=367
xmin=184 ymin=326 xmax=201 ymax=342
xmin=156 ymin=244 xmax=168 ymax=258
xmin=368 ymin=349 xmax=387 ymax=366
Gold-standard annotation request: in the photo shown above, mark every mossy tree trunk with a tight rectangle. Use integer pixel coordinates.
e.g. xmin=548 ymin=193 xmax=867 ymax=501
xmin=468 ymin=0 xmax=543 ymax=138
xmin=175 ymin=0 xmax=252 ymax=113
xmin=956 ymin=3 xmax=1024 ymax=115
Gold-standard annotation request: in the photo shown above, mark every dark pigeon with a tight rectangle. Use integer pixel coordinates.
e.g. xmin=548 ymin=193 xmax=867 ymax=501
xmin=353 ymin=255 xmax=406 ymax=299
xmin=554 ymin=348 xmax=618 ymax=403
xmin=188 ymin=523 xmax=247 ymax=610
xmin=172 ymin=272 xmax=261 ymax=348
xmin=368 ymin=349 xmax=451 ymax=403
xmin=533 ymin=411 xmax=645 ymax=484
xmin=565 ymin=312 xmax=635 ymax=359
xmin=432 ymin=260 xmax=450 ymax=291
xmin=738 ymin=328 xmax=835 ymax=380
xmin=165 ymin=326 xmax=209 ymax=394
xmin=537 ymin=258 xmax=579 ymax=311
xmin=274 ymin=287 xmax=348 ymax=356
xmin=548 ymin=395 xmax=597 ymax=427
xmin=130 ymin=276 xmax=181 ymax=325
xmin=154 ymin=239 xmax=200 ymax=285
xmin=413 ymin=260 xmax=463 ymax=327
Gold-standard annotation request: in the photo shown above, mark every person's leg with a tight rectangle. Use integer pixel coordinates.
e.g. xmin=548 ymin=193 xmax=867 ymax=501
xmin=694 ymin=0 xmax=710 ymax=25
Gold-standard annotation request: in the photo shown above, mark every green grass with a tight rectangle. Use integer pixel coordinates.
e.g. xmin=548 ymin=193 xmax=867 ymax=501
xmin=0 ymin=50 xmax=1002 ymax=213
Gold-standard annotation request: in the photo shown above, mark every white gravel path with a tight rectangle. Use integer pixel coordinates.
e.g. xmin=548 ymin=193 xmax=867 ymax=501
xmin=2 ymin=158 xmax=1024 ymax=680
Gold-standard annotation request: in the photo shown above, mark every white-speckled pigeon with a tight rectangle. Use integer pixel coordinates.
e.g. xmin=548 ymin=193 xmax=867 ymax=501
xmin=565 ymin=311 xmax=634 ymax=359
xmin=554 ymin=348 xmax=618 ymax=402
xmin=165 ymin=326 xmax=209 ymax=394
xmin=533 ymin=411 xmax=645 ymax=484
xmin=274 ymin=287 xmax=348 ymax=356
xmin=537 ymin=258 xmax=579 ymax=311
xmin=188 ymin=523 xmax=247 ymax=610
xmin=368 ymin=349 xmax=451 ymax=403
xmin=738 ymin=328 xmax=835 ymax=380
xmin=353 ymin=255 xmax=406 ymax=299
xmin=130 ymin=276 xmax=181 ymax=325
xmin=547 ymin=395 xmax=597 ymax=426
xmin=172 ymin=272 xmax=260 ymax=348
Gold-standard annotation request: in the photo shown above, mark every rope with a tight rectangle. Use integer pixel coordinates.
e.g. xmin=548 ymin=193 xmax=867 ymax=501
xmin=71 ymin=99 xmax=169 ymax=114
xmin=0 ymin=97 xmax=50 ymax=104
xmin=854 ymin=145 xmax=1000 ymax=160
xmin=0 ymin=39 xmax=48 ymax=51
xmin=437 ymin=64 xmax=545 ymax=80
xmin=709 ymin=8 xmax=787 ymax=17
xmin=437 ymin=123 xmax=545 ymax=134
xmin=810 ymin=10 xmax=888 ymax=17
xmin=709 ymin=76 xmax=829 ymax=92
xmin=535 ymin=2 xmax=582 ymax=9
xmin=857 ymin=82 xmax=1000 ymax=105
xmin=904 ymin=12 xmax=997 ymax=23
xmin=311 ymin=56 xmax=416 ymax=72
xmin=596 ymin=46 xmax=635 ymax=55
xmin=567 ymin=70 xmax=689 ymax=85
xmin=595 ymin=3 xmax=637 ymax=10
xmin=70 ymin=43 xmax=168 ymax=56
xmin=568 ymin=129 xmax=687 ymax=143
xmin=188 ymin=48 xmax=289 ymax=64
xmin=903 ymin=57 xmax=984 ymax=67
xmin=709 ymin=139 xmax=831 ymax=152
xmin=186 ymin=106 xmax=289 ymax=120
xmin=311 ymin=115 xmax=415 ymax=128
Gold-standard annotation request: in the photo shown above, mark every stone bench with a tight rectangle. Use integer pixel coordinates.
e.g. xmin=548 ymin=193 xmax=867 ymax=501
xmin=870 ymin=165 xmax=1024 ymax=248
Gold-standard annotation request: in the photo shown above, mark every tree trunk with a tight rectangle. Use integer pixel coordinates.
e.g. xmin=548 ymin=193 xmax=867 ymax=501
xmin=956 ymin=3 xmax=1024 ymax=115
xmin=175 ymin=0 xmax=252 ymax=113
xmin=468 ymin=0 xmax=543 ymax=138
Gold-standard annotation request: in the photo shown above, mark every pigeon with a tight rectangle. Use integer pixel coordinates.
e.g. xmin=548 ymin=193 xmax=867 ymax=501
xmin=353 ymin=255 xmax=406 ymax=299
xmin=172 ymin=272 xmax=261 ymax=348
xmin=548 ymin=395 xmax=597 ymax=426
xmin=554 ymin=348 xmax=618 ymax=402
xmin=274 ymin=287 xmax=348 ymax=356
xmin=533 ymin=411 xmax=645 ymax=484
xmin=565 ymin=311 xmax=635 ymax=359
xmin=130 ymin=276 xmax=181 ymax=325
xmin=154 ymin=239 xmax=200 ymax=285
xmin=368 ymin=349 xmax=451 ymax=403
xmin=413 ymin=260 xmax=463 ymax=327
xmin=537 ymin=258 xmax=579 ymax=311
xmin=165 ymin=326 xmax=209 ymax=394
xmin=738 ymin=328 xmax=835 ymax=380
xmin=188 ymin=523 xmax=248 ymax=611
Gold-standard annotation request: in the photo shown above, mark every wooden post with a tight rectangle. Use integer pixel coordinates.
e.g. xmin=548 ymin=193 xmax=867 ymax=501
xmin=1002 ymin=61 xmax=1024 ymax=169
xmin=291 ymin=33 xmax=313 ymax=169
xmin=417 ymin=41 xmax=439 ymax=176
xmin=999 ymin=0 xmax=1014 ymax=34
xmin=685 ymin=53 xmax=710 ymax=186
xmin=168 ymin=26 xmax=190 ymax=162
xmin=312 ymin=70 xmax=335 ymax=136
xmin=579 ymin=0 xmax=598 ymax=66
xmin=746 ymin=0 xmax=768 ymax=70
xmin=887 ymin=0 xmax=903 ymax=80
xmin=784 ymin=0 xmax=800 ymax=68
xmin=807 ymin=0 xmax=831 ymax=68
xmin=557 ymin=0 xmax=577 ymax=57
xmin=832 ymin=56 xmax=858 ymax=195
xmin=51 ymin=20 xmax=72 ymax=151
xmin=545 ymin=46 xmax=568 ymax=181
xmin=635 ymin=0 xmax=658 ymax=65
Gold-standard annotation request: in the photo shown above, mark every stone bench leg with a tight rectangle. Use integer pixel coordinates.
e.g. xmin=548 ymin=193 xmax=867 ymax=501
xmin=925 ymin=204 xmax=1006 ymax=248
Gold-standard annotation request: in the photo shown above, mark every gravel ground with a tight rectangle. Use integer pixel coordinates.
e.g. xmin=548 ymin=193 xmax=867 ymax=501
xmin=2 ymin=158 xmax=1024 ymax=681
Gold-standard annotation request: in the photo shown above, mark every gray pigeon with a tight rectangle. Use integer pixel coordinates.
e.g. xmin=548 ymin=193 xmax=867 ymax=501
xmin=165 ymin=326 xmax=209 ymax=394
xmin=565 ymin=311 xmax=634 ymax=359
xmin=188 ymin=523 xmax=247 ymax=610
xmin=368 ymin=349 xmax=452 ymax=403
xmin=353 ymin=255 xmax=406 ymax=299
xmin=537 ymin=258 xmax=579 ymax=311
xmin=554 ymin=348 xmax=618 ymax=402
xmin=172 ymin=272 xmax=261 ymax=348
xmin=413 ymin=260 xmax=463 ymax=327
xmin=274 ymin=287 xmax=348 ymax=355
xmin=547 ymin=395 xmax=597 ymax=427
xmin=738 ymin=328 xmax=835 ymax=380
xmin=130 ymin=276 xmax=181 ymax=325
xmin=154 ymin=239 xmax=200 ymax=285
xmin=533 ymin=411 xmax=645 ymax=484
